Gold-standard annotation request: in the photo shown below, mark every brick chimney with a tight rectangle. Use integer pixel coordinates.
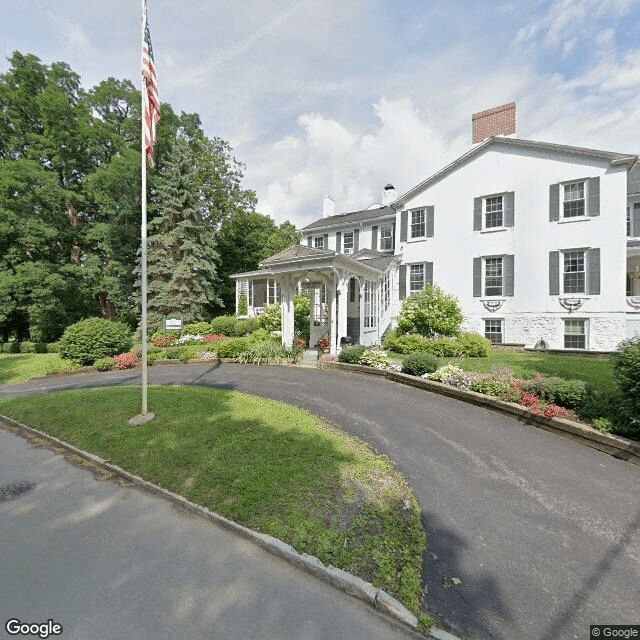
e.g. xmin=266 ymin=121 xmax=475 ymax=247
xmin=472 ymin=102 xmax=516 ymax=144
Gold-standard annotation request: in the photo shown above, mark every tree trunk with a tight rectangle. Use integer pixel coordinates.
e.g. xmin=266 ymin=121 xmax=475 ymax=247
xmin=98 ymin=292 xmax=117 ymax=320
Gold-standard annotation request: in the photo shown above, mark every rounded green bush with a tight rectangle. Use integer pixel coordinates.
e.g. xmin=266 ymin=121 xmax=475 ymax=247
xmin=397 ymin=285 xmax=463 ymax=338
xmin=338 ymin=344 xmax=367 ymax=364
xmin=233 ymin=317 xmax=260 ymax=336
xmin=401 ymin=353 xmax=439 ymax=377
xmin=47 ymin=342 xmax=60 ymax=353
xmin=612 ymin=337 xmax=640 ymax=425
xmin=182 ymin=322 xmax=212 ymax=336
xmin=216 ymin=337 xmax=251 ymax=358
xmin=9 ymin=341 xmax=21 ymax=353
xmin=59 ymin=318 xmax=133 ymax=365
xmin=455 ymin=332 xmax=492 ymax=358
xmin=209 ymin=315 xmax=238 ymax=336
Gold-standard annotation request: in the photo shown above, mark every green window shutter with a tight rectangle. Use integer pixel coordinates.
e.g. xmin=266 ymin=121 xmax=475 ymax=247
xmin=505 ymin=192 xmax=514 ymax=227
xmin=549 ymin=251 xmax=560 ymax=295
xmin=588 ymin=248 xmax=600 ymax=295
xmin=354 ymin=229 xmax=359 ymax=251
xmin=336 ymin=231 xmax=341 ymax=252
xmin=323 ymin=233 xmax=329 ymax=249
xmin=473 ymin=257 xmax=481 ymax=297
xmin=425 ymin=262 xmax=433 ymax=286
xmin=399 ymin=265 xmax=407 ymax=299
xmin=503 ymin=254 xmax=514 ymax=296
xmin=371 ymin=225 xmax=378 ymax=251
xmin=400 ymin=211 xmax=408 ymax=242
xmin=549 ymin=184 xmax=560 ymax=221
xmin=634 ymin=203 xmax=640 ymax=238
xmin=473 ymin=197 xmax=482 ymax=230
xmin=426 ymin=206 xmax=434 ymax=237
xmin=588 ymin=177 xmax=600 ymax=217
xmin=307 ymin=236 xmax=312 ymax=247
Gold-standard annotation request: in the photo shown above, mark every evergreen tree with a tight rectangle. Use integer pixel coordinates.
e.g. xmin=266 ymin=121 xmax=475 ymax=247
xmin=144 ymin=138 xmax=221 ymax=331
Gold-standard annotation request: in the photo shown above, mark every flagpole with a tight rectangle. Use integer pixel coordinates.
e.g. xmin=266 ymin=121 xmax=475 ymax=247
xmin=131 ymin=0 xmax=155 ymax=425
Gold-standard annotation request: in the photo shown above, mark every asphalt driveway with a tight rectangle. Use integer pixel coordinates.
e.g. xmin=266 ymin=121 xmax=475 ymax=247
xmin=1 ymin=363 xmax=639 ymax=640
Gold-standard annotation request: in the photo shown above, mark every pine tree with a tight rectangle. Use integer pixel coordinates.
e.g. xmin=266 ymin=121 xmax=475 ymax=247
xmin=144 ymin=138 xmax=221 ymax=331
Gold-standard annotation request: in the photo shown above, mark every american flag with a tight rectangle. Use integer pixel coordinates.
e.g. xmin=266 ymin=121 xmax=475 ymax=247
xmin=142 ymin=0 xmax=160 ymax=167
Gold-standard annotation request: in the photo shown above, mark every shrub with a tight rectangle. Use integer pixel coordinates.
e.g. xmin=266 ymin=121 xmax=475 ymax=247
xmin=250 ymin=328 xmax=271 ymax=341
xmin=9 ymin=340 xmax=21 ymax=353
xmin=58 ymin=318 xmax=133 ymax=365
xmin=429 ymin=337 xmax=463 ymax=357
xmin=338 ymin=344 xmax=367 ymax=364
xmin=593 ymin=417 xmax=614 ymax=433
xmin=216 ymin=337 xmax=251 ymax=359
xmin=47 ymin=342 xmax=60 ymax=353
xmin=238 ymin=340 xmax=288 ymax=365
xmin=259 ymin=304 xmax=282 ymax=332
xmin=611 ymin=337 xmax=640 ymax=425
xmin=20 ymin=341 xmax=36 ymax=353
xmin=177 ymin=334 xmax=205 ymax=345
xmin=150 ymin=328 xmax=180 ymax=341
xmin=358 ymin=349 xmax=390 ymax=369
xmin=209 ymin=315 xmax=238 ymax=336
xmin=469 ymin=377 xmax=512 ymax=396
xmin=521 ymin=375 xmax=587 ymax=411
xmin=178 ymin=345 xmax=203 ymax=363
xmin=147 ymin=350 xmax=166 ymax=364
xmin=113 ymin=352 xmax=139 ymax=370
xmin=543 ymin=404 xmax=569 ymax=418
xmin=294 ymin=294 xmax=311 ymax=344
xmin=182 ymin=322 xmax=212 ymax=336
xmin=396 ymin=285 xmax=463 ymax=338
xmin=34 ymin=342 xmax=48 ymax=353
xmin=384 ymin=332 xmax=429 ymax=354
xmin=43 ymin=358 xmax=83 ymax=375
xmin=456 ymin=332 xmax=492 ymax=357
xmin=233 ymin=317 xmax=260 ymax=336
xmin=238 ymin=294 xmax=248 ymax=316
xmin=152 ymin=335 xmax=177 ymax=348
xmin=428 ymin=364 xmax=469 ymax=386
xmin=401 ymin=353 xmax=439 ymax=377
xmin=94 ymin=357 xmax=115 ymax=372
xmin=163 ymin=346 xmax=189 ymax=360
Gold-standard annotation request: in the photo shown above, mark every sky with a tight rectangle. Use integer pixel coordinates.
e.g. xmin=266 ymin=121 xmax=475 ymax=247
xmin=2 ymin=0 xmax=640 ymax=229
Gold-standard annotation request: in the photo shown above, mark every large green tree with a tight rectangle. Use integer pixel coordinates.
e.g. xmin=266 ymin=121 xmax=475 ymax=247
xmin=215 ymin=212 xmax=300 ymax=312
xmin=144 ymin=138 xmax=221 ymax=331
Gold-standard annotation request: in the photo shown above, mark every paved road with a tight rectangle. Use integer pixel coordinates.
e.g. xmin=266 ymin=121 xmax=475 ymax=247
xmin=0 ymin=429 xmax=417 ymax=640
xmin=1 ymin=364 xmax=639 ymax=640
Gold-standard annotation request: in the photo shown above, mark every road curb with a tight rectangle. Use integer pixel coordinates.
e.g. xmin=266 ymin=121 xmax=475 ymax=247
xmin=320 ymin=361 xmax=640 ymax=466
xmin=0 ymin=413 xmax=460 ymax=639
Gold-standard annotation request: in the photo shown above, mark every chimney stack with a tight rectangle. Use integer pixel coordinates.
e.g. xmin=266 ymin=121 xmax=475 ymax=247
xmin=322 ymin=195 xmax=335 ymax=218
xmin=381 ymin=183 xmax=396 ymax=206
xmin=472 ymin=102 xmax=516 ymax=144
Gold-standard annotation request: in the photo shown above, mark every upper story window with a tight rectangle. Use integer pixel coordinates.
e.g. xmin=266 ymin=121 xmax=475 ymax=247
xmin=549 ymin=248 xmax=600 ymax=296
xmin=563 ymin=250 xmax=585 ymax=293
xmin=343 ymin=231 xmax=354 ymax=253
xmin=485 ymin=196 xmax=503 ymax=228
xmin=563 ymin=181 xmax=585 ymax=218
xmin=549 ymin=177 xmax=599 ymax=221
xmin=484 ymin=257 xmax=503 ymax=296
xmin=411 ymin=210 xmax=426 ymax=239
xmin=473 ymin=255 xmax=514 ymax=297
xmin=379 ymin=224 xmax=394 ymax=251
xmin=474 ymin=192 xmax=514 ymax=231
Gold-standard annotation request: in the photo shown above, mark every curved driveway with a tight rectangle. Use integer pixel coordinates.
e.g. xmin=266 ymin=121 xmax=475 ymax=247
xmin=2 ymin=363 xmax=639 ymax=640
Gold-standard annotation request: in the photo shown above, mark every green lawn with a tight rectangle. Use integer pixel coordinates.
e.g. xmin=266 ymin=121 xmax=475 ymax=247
xmin=0 ymin=353 xmax=82 ymax=384
xmin=0 ymin=385 xmax=429 ymax=624
xmin=389 ymin=349 xmax=616 ymax=395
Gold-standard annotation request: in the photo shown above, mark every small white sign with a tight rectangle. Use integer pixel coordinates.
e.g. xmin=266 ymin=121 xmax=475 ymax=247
xmin=165 ymin=317 xmax=182 ymax=331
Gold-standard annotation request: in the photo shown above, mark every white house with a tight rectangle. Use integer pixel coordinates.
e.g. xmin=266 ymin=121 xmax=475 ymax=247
xmin=233 ymin=106 xmax=640 ymax=354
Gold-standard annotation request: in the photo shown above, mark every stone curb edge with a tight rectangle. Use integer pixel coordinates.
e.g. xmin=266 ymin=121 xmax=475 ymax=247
xmin=0 ymin=413 xmax=460 ymax=640
xmin=320 ymin=362 xmax=640 ymax=467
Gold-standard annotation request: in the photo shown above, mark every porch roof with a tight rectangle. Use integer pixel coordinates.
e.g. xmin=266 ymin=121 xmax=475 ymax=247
xmin=231 ymin=244 xmax=390 ymax=280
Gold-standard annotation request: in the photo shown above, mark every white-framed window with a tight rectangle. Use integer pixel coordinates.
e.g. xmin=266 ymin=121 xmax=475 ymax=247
xmin=564 ymin=319 xmax=586 ymax=349
xmin=267 ymin=279 xmax=281 ymax=304
xmin=562 ymin=181 xmax=586 ymax=219
xmin=410 ymin=209 xmax=426 ymax=239
xmin=484 ymin=195 xmax=504 ymax=229
xmin=343 ymin=231 xmax=354 ymax=254
xmin=379 ymin=224 xmax=394 ymax=251
xmin=563 ymin=250 xmax=585 ymax=294
xmin=380 ymin=273 xmax=390 ymax=314
xmin=409 ymin=264 xmax=425 ymax=294
xmin=484 ymin=257 xmax=503 ymax=296
xmin=248 ymin=281 xmax=254 ymax=308
xmin=349 ymin=277 xmax=357 ymax=303
xmin=484 ymin=319 xmax=503 ymax=344
xmin=314 ymin=236 xmax=325 ymax=249
xmin=363 ymin=280 xmax=377 ymax=329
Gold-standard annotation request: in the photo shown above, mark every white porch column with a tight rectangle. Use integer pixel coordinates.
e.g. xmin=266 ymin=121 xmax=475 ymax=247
xmin=336 ymin=270 xmax=349 ymax=352
xmin=328 ymin=272 xmax=338 ymax=355
xmin=280 ymin=276 xmax=296 ymax=347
